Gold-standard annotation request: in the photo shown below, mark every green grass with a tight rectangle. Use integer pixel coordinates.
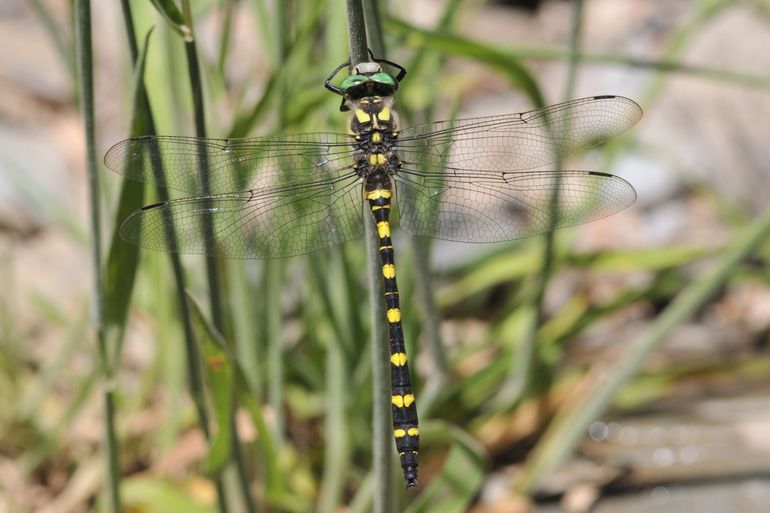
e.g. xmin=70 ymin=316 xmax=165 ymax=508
xmin=6 ymin=0 xmax=770 ymax=512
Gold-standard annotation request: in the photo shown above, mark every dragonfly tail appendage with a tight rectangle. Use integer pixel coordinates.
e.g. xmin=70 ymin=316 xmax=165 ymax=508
xmin=366 ymin=183 xmax=420 ymax=488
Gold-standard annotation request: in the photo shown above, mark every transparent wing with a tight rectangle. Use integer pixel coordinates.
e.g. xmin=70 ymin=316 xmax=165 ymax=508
xmin=394 ymin=169 xmax=635 ymax=242
xmin=395 ymin=96 xmax=642 ymax=172
xmin=119 ymin=172 xmax=364 ymax=258
xmin=104 ymin=133 xmax=356 ymax=195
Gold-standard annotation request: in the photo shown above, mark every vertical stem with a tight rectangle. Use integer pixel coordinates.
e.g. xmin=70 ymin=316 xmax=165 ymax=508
xmin=493 ymin=0 xmax=585 ymax=411
xmin=73 ymin=1 xmax=121 ymax=511
xmin=180 ymin=0 xmax=226 ymax=332
xmin=346 ymin=1 xmax=393 ymax=509
xmin=365 ymin=208 xmax=393 ymax=513
xmin=362 ymin=0 xmax=384 ymax=56
xmin=118 ymin=0 xmax=213 ymax=494
xmin=409 ymin=238 xmax=448 ymax=416
xmin=179 ymin=3 xmax=246 ymax=511
xmin=264 ymin=0 xmax=292 ymax=449
xmin=346 ymin=0 xmax=369 ymax=64
xmin=265 ymin=263 xmax=284 ymax=442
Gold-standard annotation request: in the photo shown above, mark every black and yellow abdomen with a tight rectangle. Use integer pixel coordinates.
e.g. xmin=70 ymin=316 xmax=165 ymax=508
xmin=364 ymin=178 xmax=419 ymax=488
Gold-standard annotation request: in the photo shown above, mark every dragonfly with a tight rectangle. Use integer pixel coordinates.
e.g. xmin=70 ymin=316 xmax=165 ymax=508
xmin=104 ymin=57 xmax=642 ymax=488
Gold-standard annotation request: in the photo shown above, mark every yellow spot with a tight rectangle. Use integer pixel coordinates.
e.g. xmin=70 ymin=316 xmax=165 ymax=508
xmin=372 ymin=96 xmax=382 ymax=103
xmin=379 ymin=245 xmax=393 ymax=251
xmin=377 ymin=153 xmax=387 ymax=165
xmin=382 ymin=264 xmax=396 ymax=279
xmin=392 ymin=395 xmax=404 ymax=407
xmin=360 ymin=98 xmax=370 ymax=104
xmin=403 ymin=394 xmax=415 ymax=407
xmin=407 ymin=427 xmax=419 ymax=437
xmin=391 ymin=352 xmax=407 ymax=366
xmin=355 ymin=109 xmax=370 ymax=123
xmin=366 ymin=189 xmax=392 ymax=200
xmin=378 ymin=107 xmax=391 ymax=121
xmin=377 ymin=221 xmax=391 ymax=238
xmin=372 ymin=132 xmax=382 ymax=142
xmin=387 ymin=308 xmax=401 ymax=323
xmin=369 ymin=154 xmax=378 ymax=166
xmin=394 ymin=429 xmax=406 ymax=438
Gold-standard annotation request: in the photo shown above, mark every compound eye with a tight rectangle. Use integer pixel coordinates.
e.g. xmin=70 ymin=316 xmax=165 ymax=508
xmin=371 ymin=72 xmax=397 ymax=87
xmin=340 ymin=74 xmax=367 ymax=93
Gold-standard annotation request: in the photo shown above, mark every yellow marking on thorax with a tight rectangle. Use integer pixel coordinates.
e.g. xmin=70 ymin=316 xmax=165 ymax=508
xmin=368 ymin=153 xmax=386 ymax=166
xmin=387 ymin=308 xmax=401 ymax=323
xmin=366 ymin=189 xmax=392 ymax=201
xmin=355 ymin=109 xmax=371 ymax=123
xmin=391 ymin=352 xmax=407 ymax=366
xmin=377 ymin=221 xmax=391 ymax=238
xmin=382 ymin=264 xmax=396 ymax=279
xmin=372 ymin=132 xmax=382 ymax=142
xmin=377 ymin=107 xmax=391 ymax=121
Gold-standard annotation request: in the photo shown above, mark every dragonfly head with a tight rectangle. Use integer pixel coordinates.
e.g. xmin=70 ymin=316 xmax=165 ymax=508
xmin=325 ymin=58 xmax=407 ymax=111
xmin=339 ymin=62 xmax=399 ymax=102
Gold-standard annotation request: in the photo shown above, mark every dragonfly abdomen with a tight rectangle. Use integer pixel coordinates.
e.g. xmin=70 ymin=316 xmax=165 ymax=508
xmin=364 ymin=176 xmax=420 ymax=488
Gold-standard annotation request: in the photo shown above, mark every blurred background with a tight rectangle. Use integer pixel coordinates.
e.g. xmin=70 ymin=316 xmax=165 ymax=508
xmin=3 ymin=0 xmax=770 ymax=512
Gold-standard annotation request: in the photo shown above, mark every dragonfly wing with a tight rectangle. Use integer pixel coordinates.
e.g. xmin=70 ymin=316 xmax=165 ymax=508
xmin=104 ymin=133 xmax=356 ymax=195
xmin=395 ymin=96 xmax=642 ymax=172
xmin=394 ymin=169 xmax=636 ymax=243
xmin=120 ymin=171 xmax=364 ymax=258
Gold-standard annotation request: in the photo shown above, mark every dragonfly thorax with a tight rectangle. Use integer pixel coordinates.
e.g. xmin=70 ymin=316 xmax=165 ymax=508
xmin=349 ymin=96 xmax=401 ymax=179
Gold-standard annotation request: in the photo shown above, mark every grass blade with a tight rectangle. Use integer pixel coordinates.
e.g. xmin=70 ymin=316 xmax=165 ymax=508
xmin=74 ymin=0 xmax=121 ymax=510
xmin=104 ymin=28 xmax=153 ymax=327
xmin=185 ymin=292 xmax=235 ymax=475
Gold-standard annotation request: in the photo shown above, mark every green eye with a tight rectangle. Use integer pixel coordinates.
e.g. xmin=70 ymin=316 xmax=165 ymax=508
xmin=340 ymin=74 xmax=367 ymax=92
xmin=371 ymin=72 xmax=397 ymax=87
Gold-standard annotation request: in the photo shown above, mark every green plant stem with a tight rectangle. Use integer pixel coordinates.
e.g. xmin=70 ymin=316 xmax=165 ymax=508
xmin=362 ymin=0 xmax=385 ymax=56
xmin=346 ymin=0 xmax=369 ymax=64
xmin=265 ymin=262 xmax=284 ymax=443
xmin=180 ymin=2 xmax=249 ymax=511
xmin=180 ymin=0 xmax=226 ymax=332
xmin=515 ymin=200 xmax=770 ymax=495
xmin=74 ymin=1 xmax=121 ymax=511
xmin=314 ymin=259 xmax=350 ymax=513
xmin=490 ymin=0 xmax=586 ymax=412
xmin=120 ymin=3 xmax=233 ymax=512
xmin=346 ymin=1 xmax=393 ymax=510
xmin=364 ymin=207 xmax=393 ymax=513
xmin=409 ymin=238 xmax=448 ymax=416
